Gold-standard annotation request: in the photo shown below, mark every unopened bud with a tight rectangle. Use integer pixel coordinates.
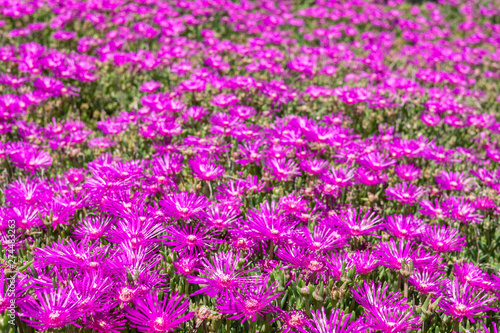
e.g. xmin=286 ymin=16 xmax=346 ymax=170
xmin=196 ymin=305 xmax=212 ymax=321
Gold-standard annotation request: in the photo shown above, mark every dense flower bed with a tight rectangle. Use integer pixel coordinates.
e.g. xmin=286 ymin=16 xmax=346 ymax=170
xmin=0 ymin=0 xmax=500 ymax=332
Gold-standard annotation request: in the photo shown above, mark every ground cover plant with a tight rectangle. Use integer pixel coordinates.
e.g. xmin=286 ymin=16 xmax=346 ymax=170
xmin=0 ymin=0 xmax=500 ymax=332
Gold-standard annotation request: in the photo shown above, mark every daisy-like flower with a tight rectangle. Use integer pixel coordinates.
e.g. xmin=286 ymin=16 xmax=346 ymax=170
xmin=438 ymin=280 xmax=496 ymax=323
xmin=269 ymin=310 xmax=309 ymax=333
xmin=443 ymin=196 xmax=483 ymax=224
xmin=73 ymin=215 xmax=113 ymax=241
xmin=18 ymin=288 xmax=81 ymax=331
xmin=279 ymin=194 xmax=309 ymax=215
xmin=216 ymin=277 xmax=281 ymax=323
xmin=300 ymin=157 xmax=330 ymax=175
xmin=352 ymin=281 xmax=407 ymax=312
xmin=320 ymin=166 xmax=356 ymax=187
xmin=276 ymin=246 xmax=329 ymax=283
xmin=201 ymin=204 xmax=239 ymax=230
xmin=419 ymin=199 xmax=445 ymax=219
xmin=354 ymin=168 xmax=388 ymax=186
xmin=408 ymin=269 xmax=448 ymax=294
xmin=293 ymin=224 xmax=349 ymax=252
xmin=329 ymin=208 xmax=382 ymax=237
xmin=383 ymin=214 xmax=424 ymax=240
xmin=363 ymin=305 xmax=422 ymax=333
xmin=187 ymin=252 xmax=260 ymax=298
xmin=9 ymin=147 xmax=53 ymax=172
xmin=173 ymin=255 xmax=200 ymax=276
xmin=164 ymin=223 xmax=218 ymax=255
xmin=385 ymin=182 xmax=427 ymax=205
xmin=327 ymin=251 xmax=354 ymax=280
xmin=357 ymin=152 xmax=396 ymax=171
xmin=84 ymin=311 xmax=127 ymax=333
xmin=349 ymin=250 xmax=379 ymax=275
xmin=420 ymin=224 xmax=466 ymax=253
xmin=435 ymin=171 xmax=474 ymax=192
xmin=160 ymin=192 xmax=210 ymax=221
xmin=470 ymin=168 xmax=497 ymax=187
xmin=125 ymin=291 xmax=194 ymax=333
xmin=394 ymin=164 xmax=421 ymax=182
xmin=264 ymin=157 xmax=301 ymax=181
xmin=151 ymin=153 xmax=184 ymax=176
xmin=189 ymin=156 xmax=225 ymax=181
xmin=245 ymin=201 xmax=295 ymax=243
xmin=309 ymin=307 xmax=358 ymax=333
xmin=455 ymin=262 xmax=496 ymax=292
xmin=374 ymin=239 xmax=442 ymax=272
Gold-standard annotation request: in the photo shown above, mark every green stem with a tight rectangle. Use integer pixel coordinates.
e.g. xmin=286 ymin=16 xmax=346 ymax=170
xmin=249 ymin=320 xmax=256 ymax=333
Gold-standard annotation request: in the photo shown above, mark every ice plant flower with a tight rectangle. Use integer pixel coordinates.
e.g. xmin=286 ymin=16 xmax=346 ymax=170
xmin=309 ymin=308 xmax=358 ymax=333
xmin=420 ymin=224 xmax=466 ymax=253
xmin=438 ymin=280 xmax=495 ymax=323
xmin=383 ymin=214 xmax=424 ymax=240
xmin=125 ymin=291 xmax=194 ymax=332
xmin=216 ymin=277 xmax=281 ymax=323
xmin=329 ymin=208 xmax=382 ymax=237
xmin=160 ymin=192 xmax=210 ymax=221
xmin=18 ymin=288 xmax=81 ymax=331
xmin=187 ymin=252 xmax=260 ymax=298
xmin=435 ymin=171 xmax=474 ymax=192
xmin=163 ymin=223 xmax=219 ymax=255
xmin=385 ymin=182 xmax=427 ymax=205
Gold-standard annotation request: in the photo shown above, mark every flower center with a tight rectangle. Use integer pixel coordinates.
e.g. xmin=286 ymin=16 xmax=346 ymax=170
xmin=186 ymin=235 xmax=197 ymax=244
xmin=244 ymin=298 xmax=260 ymax=313
xmin=307 ymin=260 xmax=324 ymax=272
xmin=154 ymin=317 xmax=166 ymax=331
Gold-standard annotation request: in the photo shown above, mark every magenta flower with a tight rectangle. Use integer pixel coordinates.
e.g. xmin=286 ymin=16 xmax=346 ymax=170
xmin=349 ymin=250 xmax=379 ymax=275
xmin=435 ymin=171 xmax=474 ymax=191
xmin=354 ymin=167 xmax=388 ymax=186
xmin=357 ymin=152 xmax=396 ymax=171
xmin=383 ymin=214 xmax=423 ymax=240
xmin=201 ymin=204 xmax=239 ymax=230
xmin=293 ymin=224 xmax=348 ymax=252
xmin=454 ymin=262 xmax=496 ymax=292
xmin=125 ymin=291 xmax=194 ymax=333
xmin=10 ymin=147 xmax=52 ymax=172
xmin=140 ymin=80 xmax=162 ymax=93
xmin=419 ymin=199 xmax=445 ymax=219
xmin=352 ymin=281 xmax=406 ymax=312
xmin=276 ymin=246 xmax=329 ymax=281
xmin=18 ymin=288 xmax=81 ymax=331
xmin=160 ymin=192 xmax=210 ymax=221
xmin=300 ymin=157 xmax=330 ymax=175
xmin=163 ymin=223 xmax=219 ymax=255
xmin=216 ymin=277 xmax=281 ymax=323
xmin=395 ymin=164 xmax=421 ymax=181
xmin=189 ymin=156 xmax=225 ymax=181
xmin=273 ymin=310 xmax=310 ymax=333
xmin=330 ymin=208 xmax=382 ymax=237
xmin=173 ymin=255 xmax=200 ymax=276
xmin=385 ymin=182 xmax=427 ymax=205
xmin=408 ymin=269 xmax=448 ymax=295
xmin=374 ymin=239 xmax=442 ymax=272
xmin=420 ymin=224 xmax=466 ymax=253
xmin=264 ymin=158 xmax=301 ymax=181
xmin=84 ymin=311 xmax=126 ymax=333
xmin=443 ymin=196 xmax=483 ymax=224
xmin=363 ymin=306 xmax=422 ymax=333
xmin=309 ymin=308 xmax=358 ymax=333
xmin=438 ymin=280 xmax=495 ymax=323
xmin=245 ymin=201 xmax=295 ymax=242
xmin=320 ymin=166 xmax=356 ymax=187
xmin=187 ymin=252 xmax=259 ymax=298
